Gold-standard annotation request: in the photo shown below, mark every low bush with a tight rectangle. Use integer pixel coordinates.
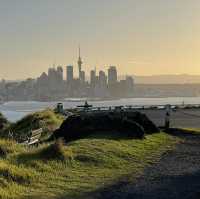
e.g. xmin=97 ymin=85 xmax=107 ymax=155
xmin=0 ymin=113 xmax=10 ymax=136
xmin=38 ymin=139 xmax=73 ymax=162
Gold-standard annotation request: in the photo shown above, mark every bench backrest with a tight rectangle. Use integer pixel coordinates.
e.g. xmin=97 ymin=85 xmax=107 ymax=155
xmin=28 ymin=128 xmax=43 ymax=145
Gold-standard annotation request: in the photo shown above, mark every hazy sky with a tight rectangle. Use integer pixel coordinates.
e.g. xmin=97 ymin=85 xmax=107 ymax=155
xmin=0 ymin=0 xmax=200 ymax=79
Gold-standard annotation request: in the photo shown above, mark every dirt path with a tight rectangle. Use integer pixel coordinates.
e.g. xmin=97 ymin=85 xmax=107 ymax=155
xmin=91 ymin=130 xmax=200 ymax=199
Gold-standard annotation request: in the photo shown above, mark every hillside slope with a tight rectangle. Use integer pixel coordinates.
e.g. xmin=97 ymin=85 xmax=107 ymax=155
xmin=88 ymin=129 xmax=200 ymax=199
xmin=6 ymin=109 xmax=64 ymax=141
xmin=0 ymin=132 xmax=178 ymax=199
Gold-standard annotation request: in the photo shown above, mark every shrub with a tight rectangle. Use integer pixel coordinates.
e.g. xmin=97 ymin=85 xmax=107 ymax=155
xmin=38 ymin=139 xmax=73 ymax=162
xmin=0 ymin=113 xmax=10 ymax=136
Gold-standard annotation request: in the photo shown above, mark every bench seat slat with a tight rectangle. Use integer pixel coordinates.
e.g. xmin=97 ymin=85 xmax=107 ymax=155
xmin=27 ymin=128 xmax=43 ymax=145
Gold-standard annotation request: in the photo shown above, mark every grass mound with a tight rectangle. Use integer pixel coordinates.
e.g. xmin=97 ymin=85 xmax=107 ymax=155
xmin=9 ymin=109 xmax=64 ymax=142
xmin=52 ymin=112 xmax=160 ymax=143
xmin=38 ymin=139 xmax=73 ymax=161
xmin=16 ymin=139 xmax=73 ymax=165
xmin=0 ymin=132 xmax=179 ymax=199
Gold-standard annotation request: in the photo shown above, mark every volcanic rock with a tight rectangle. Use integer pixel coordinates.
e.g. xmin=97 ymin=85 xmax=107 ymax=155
xmin=51 ymin=111 xmax=159 ymax=142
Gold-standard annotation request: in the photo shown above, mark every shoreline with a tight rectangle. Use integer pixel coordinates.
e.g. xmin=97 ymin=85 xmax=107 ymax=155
xmin=1 ymin=95 xmax=200 ymax=104
xmin=1 ymin=96 xmax=200 ymax=123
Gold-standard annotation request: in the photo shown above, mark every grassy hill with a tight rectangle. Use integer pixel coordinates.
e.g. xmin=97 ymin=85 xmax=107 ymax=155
xmin=0 ymin=132 xmax=179 ymax=199
xmin=6 ymin=109 xmax=64 ymax=141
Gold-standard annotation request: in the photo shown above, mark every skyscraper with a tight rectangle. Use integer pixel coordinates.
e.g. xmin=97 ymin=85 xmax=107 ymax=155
xmin=57 ymin=66 xmax=63 ymax=82
xmin=99 ymin=70 xmax=107 ymax=88
xmin=90 ymin=69 xmax=96 ymax=87
xmin=48 ymin=67 xmax=57 ymax=86
xmin=80 ymin=71 xmax=85 ymax=83
xmin=77 ymin=46 xmax=83 ymax=81
xmin=108 ymin=66 xmax=117 ymax=85
xmin=125 ymin=76 xmax=134 ymax=92
xmin=66 ymin=65 xmax=73 ymax=83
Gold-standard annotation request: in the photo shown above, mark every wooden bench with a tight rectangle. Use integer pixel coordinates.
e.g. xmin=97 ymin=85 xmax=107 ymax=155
xmin=26 ymin=128 xmax=43 ymax=145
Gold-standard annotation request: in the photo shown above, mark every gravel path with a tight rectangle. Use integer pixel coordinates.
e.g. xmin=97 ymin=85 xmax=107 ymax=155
xmin=92 ymin=130 xmax=200 ymax=199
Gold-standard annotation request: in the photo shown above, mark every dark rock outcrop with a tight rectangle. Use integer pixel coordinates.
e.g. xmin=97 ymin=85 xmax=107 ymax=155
xmin=125 ymin=111 xmax=159 ymax=134
xmin=51 ymin=111 xmax=159 ymax=142
xmin=0 ymin=113 xmax=10 ymax=136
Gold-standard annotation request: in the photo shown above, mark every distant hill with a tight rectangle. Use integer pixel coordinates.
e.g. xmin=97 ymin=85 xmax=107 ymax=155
xmin=6 ymin=74 xmax=200 ymax=85
xmin=132 ymin=74 xmax=200 ymax=84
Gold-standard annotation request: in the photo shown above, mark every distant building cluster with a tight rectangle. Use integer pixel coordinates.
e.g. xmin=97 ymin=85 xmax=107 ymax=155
xmin=0 ymin=48 xmax=134 ymax=101
xmin=36 ymin=48 xmax=134 ymax=100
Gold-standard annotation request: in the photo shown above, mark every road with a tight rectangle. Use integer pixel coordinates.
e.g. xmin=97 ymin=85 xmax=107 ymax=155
xmin=140 ymin=108 xmax=200 ymax=128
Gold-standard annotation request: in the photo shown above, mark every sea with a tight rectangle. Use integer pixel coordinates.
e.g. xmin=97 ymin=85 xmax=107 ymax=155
xmin=1 ymin=97 xmax=200 ymax=122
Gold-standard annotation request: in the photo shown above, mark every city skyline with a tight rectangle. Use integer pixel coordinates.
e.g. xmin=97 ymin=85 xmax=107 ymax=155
xmin=1 ymin=46 xmax=137 ymax=81
xmin=0 ymin=48 xmax=134 ymax=101
xmin=0 ymin=1 xmax=200 ymax=79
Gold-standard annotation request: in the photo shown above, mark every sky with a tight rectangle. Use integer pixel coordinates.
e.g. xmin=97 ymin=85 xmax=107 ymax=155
xmin=0 ymin=0 xmax=200 ymax=79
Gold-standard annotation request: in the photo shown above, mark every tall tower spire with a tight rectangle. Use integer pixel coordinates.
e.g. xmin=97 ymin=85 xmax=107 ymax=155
xmin=79 ymin=45 xmax=81 ymax=58
xmin=78 ymin=45 xmax=82 ymax=80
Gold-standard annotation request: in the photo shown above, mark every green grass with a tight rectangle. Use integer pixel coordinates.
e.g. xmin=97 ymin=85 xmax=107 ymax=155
xmin=0 ymin=139 xmax=24 ymax=158
xmin=0 ymin=132 xmax=179 ymax=199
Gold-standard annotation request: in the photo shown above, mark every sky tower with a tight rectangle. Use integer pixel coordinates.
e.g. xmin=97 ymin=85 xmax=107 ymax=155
xmin=77 ymin=46 xmax=83 ymax=80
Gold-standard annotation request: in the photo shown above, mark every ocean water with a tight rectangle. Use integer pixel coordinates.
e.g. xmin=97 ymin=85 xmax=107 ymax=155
xmin=1 ymin=97 xmax=200 ymax=122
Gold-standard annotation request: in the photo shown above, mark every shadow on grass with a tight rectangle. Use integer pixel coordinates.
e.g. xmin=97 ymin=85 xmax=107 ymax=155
xmin=164 ymin=128 xmax=200 ymax=138
xmin=53 ymin=173 xmax=136 ymax=199
xmin=55 ymin=130 xmax=200 ymax=199
xmin=73 ymin=170 xmax=200 ymax=199
xmin=84 ymin=131 xmax=146 ymax=141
